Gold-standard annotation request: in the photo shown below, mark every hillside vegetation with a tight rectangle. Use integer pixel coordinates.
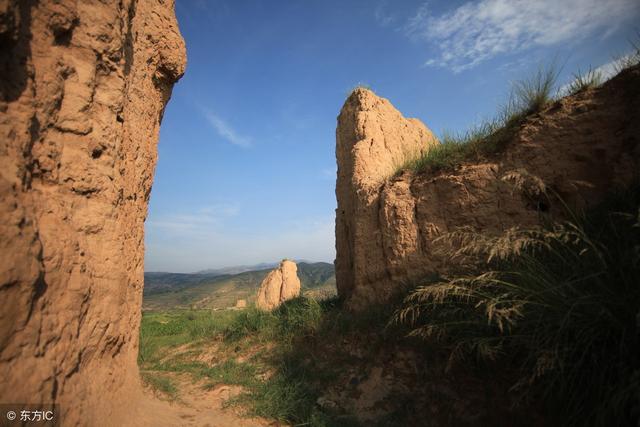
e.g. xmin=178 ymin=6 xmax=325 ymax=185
xmin=143 ymin=262 xmax=335 ymax=310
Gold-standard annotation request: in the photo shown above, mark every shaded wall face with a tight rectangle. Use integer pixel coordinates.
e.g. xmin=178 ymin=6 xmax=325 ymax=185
xmin=0 ymin=1 xmax=185 ymax=425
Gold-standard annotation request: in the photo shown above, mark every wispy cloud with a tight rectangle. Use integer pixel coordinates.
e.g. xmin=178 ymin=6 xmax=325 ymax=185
xmin=145 ymin=214 xmax=335 ymax=273
xmin=405 ymin=0 xmax=640 ymax=73
xmin=147 ymin=204 xmax=239 ymax=235
xmin=202 ymin=108 xmax=252 ymax=147
xmin=374 ymin=0 xmax=396 ymax=27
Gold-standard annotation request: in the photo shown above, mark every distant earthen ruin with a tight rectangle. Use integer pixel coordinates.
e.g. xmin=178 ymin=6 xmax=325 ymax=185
xmin=256 ymin=260 xmax=301 ymax=310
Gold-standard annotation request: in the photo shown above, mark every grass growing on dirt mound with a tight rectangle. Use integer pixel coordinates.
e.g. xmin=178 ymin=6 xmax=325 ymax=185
xmin=398 ymin=50 xmax=640 ymax=176
xmin=397 ymin=66 xmax=559 ymax=175
xmin=139 ymin=297 xmax=404 ymax=426
xmin=396 ymin=184 xmax=640 ymax=426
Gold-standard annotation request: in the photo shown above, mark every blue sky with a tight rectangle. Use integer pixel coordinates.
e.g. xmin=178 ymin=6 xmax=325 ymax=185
xmin=144 ymin=0 xmax=640 ymax=273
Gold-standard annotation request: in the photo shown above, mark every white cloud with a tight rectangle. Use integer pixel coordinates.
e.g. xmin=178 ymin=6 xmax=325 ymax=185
xmin=406 ymin=0 xmax=640 ymax=73
xmin=202 ymin=108 xmax=252 ymax=147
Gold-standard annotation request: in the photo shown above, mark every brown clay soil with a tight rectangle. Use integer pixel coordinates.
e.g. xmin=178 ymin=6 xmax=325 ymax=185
xmin=135 ymin=375 xmax=275 ymax=427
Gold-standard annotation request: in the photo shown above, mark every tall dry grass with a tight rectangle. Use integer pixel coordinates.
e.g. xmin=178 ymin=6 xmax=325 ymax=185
xmin=397 ymin=64 xmax=559 ymax=175
xmin=395 ymin=182 xmax=640 ymax=426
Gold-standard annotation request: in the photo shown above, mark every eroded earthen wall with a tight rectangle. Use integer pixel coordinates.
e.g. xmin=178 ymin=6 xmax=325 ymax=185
xmin=334 ymin=88 xmax=438 ymax=306
xmin=0 ymin=1 xmax=185 ymax=425
xmin=335 ymin=68 xmax=640 ymax=308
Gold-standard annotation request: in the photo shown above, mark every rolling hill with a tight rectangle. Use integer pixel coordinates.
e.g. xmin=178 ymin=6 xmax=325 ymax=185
xmin=143 ymin=262 xmax=335 ymax=311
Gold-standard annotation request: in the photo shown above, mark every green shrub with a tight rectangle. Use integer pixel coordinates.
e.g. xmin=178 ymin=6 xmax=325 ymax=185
xmin=396 ymin=184 xmax=640 ymax=426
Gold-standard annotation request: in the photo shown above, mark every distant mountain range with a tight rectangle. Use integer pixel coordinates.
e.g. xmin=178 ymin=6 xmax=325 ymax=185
xmin=192 ymin=259 xmax=320 ymax=276
xmin=143 ymin=261 xmax=335 ymax=311
xmin=193 ymin=262 xmax=279 ymax=276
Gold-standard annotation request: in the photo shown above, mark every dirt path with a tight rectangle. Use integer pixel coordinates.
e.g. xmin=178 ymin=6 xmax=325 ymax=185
xmin=133 ymin=373 xmax=277 ymax=427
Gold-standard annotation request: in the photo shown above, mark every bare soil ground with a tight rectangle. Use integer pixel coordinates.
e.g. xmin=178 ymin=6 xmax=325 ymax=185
xmin=136 ymin=373 xmax=276 ymax=427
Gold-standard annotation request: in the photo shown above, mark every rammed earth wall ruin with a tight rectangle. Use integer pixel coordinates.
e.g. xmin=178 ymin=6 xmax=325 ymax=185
xmin=0 ymin=1 xmax=185 ymax=425
xmin=335 ymin=69 xmax=640 ymax=308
